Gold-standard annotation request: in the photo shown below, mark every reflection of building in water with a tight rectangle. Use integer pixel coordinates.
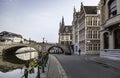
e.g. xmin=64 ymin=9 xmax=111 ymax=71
xmin=16 ymin=47 xmax=38 ymax=60
xmin=16 ymin=52 xmax=38 ymax=60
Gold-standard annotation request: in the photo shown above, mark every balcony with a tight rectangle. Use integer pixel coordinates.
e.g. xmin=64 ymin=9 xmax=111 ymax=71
xmin=104 ymin=14 xmax=120 ymax=28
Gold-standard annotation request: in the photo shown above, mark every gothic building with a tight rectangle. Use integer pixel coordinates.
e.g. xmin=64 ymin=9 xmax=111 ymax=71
xmin=72 ymin=3 xmax=100 ymax=54
xmin=100 ymin=0 xmax=120 ymax=59
xmin=58 ymin=17 xmax=72 ymax=46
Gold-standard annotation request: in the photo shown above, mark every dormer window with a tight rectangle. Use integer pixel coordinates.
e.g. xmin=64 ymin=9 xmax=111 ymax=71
xmin=108 ymin=0 xmax=117 ymax=17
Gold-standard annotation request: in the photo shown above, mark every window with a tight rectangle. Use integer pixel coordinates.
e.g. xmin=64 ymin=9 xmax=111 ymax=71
xmin=89 ymin=30 xmax=100 ymax=39
xmin=61 ymin=41 xmax=64 ymax=45
xmin=87 ymin=17 xmax=92 ymax=26
xmin=108 ymin=0 xmax=117 ymax=17
xmin=93 ymin=17 xmax=97 ymax=26
xmin=88 ymin=43 xmax=100 ymax=51
xmin=61 ymin=36 xmax=64 ymax=40
xmin=89 ymin=44 xmax=92 ymax=51
xmin=66 ymin=36 xmax=69 ymax=41
xmin=98 ymin=44 xmax=100 ymax=51
xmin=93 ymin=44 xmax=98 ymax=51
xmin=93 ymin=30 xmax=97 ymax=39
xmin=90 ymin=30 xmax=92 ymax=39
xmin=87 ymin=30 xmax=93 ymax=39
xmin=98 ymin=31 xmax=100 ymax=39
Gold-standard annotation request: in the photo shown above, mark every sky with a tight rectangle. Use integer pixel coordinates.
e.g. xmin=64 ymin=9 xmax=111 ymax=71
xmin=0 ymin=0 xmax=99 ymax=43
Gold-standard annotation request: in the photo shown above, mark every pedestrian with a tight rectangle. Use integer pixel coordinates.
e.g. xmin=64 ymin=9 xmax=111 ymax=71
xmin=21 ymin=62 xmax=29 ymax=78
xmin=78 ymin=49 xmax=81 ymax=55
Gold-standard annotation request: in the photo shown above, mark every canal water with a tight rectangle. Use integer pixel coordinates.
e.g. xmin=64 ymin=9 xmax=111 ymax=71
xmin=0 ymin=47 xmax=47 ymax=78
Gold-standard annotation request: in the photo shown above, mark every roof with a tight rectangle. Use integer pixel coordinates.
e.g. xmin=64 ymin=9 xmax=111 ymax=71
xmin=84 ymin=6 xmax=97 ymax=14
xmin=59 ymin=25 xmax=72 ymax=33
xmin=59 ymin=17 xmax=72 ymax=34
xmin=0 ymin=31 xmax=22 ymax=38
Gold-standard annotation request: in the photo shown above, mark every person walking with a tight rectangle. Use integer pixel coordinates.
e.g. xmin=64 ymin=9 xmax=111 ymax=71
xmin=78 ymin=49 xmax=81 ymax=55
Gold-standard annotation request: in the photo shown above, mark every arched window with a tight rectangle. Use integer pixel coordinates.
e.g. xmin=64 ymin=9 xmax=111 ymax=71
xmin=104 ymin=32 xmax=109 ymax=49
xmin=108 ymin=0 xmax=117 ymax=17
xmin=114 ymin=29 xmax=120 ymax=49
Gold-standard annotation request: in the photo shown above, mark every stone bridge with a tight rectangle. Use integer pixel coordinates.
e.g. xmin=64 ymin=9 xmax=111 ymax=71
xmin=0 ymin=43 xmax=69 ymax=55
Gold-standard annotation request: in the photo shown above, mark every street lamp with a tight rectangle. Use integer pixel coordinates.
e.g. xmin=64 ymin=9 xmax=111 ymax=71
xmin=42 ymin=37 xmax=46 ymax=52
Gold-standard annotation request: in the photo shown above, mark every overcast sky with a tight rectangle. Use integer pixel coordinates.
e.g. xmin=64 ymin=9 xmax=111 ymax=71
xmin=0 ymin=0 xmax=99 ymax=43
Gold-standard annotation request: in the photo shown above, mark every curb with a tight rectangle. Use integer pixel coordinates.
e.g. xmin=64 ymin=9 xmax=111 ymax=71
xmin=47 ymin=55 xmax=68 ymax=78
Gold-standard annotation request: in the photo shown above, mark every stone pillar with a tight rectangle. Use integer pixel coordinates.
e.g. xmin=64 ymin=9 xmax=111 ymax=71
xmin=109 ymin=34 xmax=114 ymax=49
xmin=100 ymin=32 xmax=104 ymax=50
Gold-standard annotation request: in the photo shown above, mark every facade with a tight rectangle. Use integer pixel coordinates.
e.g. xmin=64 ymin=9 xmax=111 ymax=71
xmin=72 ymin=8 xmax=81 ymax=54
xmin=100 ymin=0 xmax=120 ymax=59
xmin=58 ymin=17 xmax=72 ymax=47
xmin=0 ymin=31 xmax=25 ymax=44
xmin=72 ymin=3 xmax=100 ymax=54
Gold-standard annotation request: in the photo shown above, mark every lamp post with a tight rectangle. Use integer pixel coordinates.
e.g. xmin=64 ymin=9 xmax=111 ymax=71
xmin=42 ymin=37 xmax=46 ymax=52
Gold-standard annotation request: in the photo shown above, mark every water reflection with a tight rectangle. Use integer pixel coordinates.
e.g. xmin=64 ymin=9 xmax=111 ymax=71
xmin=16 ymin=47 xmax=38 ymax=60
xmin=16 ymin=52 xmax=38 ymax=61
xmin=3 ymin=55 xmax=26 ymax=64
xmin=0 ymin=47 xmax=39 ymax=78
xmin=0 ymin=56 xmax=24 ymax=78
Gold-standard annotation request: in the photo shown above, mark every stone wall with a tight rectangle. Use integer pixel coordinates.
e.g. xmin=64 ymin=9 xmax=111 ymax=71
xmin=100 ymin=49 xmax=120 ymax=60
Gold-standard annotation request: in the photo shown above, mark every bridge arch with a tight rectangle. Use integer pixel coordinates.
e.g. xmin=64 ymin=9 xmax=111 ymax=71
xmin=2 ymin=45 xmax=39 ymax=56
xmin=1 ymin=43 xmax=69 ymax=55
xmin=48 ymin=46 xmax=64 ymax=54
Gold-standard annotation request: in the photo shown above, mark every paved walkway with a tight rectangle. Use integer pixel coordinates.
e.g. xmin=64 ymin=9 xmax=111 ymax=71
xmin=90 ymin=56 xmax=120 ymax=71
xmin=53 ymin=54 xmax=120 ymax=78
xmin=47 ymin=55 xmax=68 ymax=78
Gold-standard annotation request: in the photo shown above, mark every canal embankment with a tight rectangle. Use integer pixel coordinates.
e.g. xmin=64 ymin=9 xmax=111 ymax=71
xmin=0 ymin=46 xmax=3 ymax=55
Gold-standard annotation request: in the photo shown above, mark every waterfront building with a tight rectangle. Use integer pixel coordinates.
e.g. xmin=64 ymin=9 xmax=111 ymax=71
xmin=99 ymin=0 xmax=120 ymax=59
xmin=72 ymin=3 xmax=100 ymax=54
xmin=58 ymin=17 xmax=72 ymax=47
xmin=0 ymin=31 xmax=25 ymax=44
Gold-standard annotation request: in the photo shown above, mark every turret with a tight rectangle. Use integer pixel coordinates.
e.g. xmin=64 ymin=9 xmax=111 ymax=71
xmin=61 ymin=16 xmax=64 ymax=26
xmin=59 ymin=22 xmax=62 ymax=32
xmin=73 ymin=6 xmax=76 ymax=20
xmin=74 ymin=6 xmax=76 ymax=13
